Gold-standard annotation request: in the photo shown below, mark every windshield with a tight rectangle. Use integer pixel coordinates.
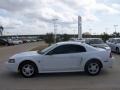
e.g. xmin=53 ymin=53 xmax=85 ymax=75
xmin=38 ymin=44 xmax=56 ymax=54
xmin=86 ymin=39 xmax=104 ymax=44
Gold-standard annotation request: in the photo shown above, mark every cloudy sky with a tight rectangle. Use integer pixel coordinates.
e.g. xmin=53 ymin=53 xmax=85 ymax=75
xmin=0 ymin=0 xmax=120 ymax=35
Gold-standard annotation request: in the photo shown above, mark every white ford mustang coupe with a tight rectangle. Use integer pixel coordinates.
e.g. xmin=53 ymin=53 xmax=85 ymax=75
xmin=6 ymin=41 xmax=112 ymax=78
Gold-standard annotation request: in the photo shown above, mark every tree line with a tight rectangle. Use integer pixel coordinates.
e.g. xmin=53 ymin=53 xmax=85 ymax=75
xmin=43 ymin=32 xmax=120 ymax=45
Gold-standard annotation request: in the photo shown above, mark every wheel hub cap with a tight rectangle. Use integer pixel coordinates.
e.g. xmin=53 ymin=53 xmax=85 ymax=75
xmin=88 ymin=63 xmax=99 ymax=74
xmin=22 ymin=64 xmax=34 ymax=76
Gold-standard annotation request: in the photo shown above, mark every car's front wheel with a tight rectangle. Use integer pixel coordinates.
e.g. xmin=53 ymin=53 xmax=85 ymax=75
xmin=19 ymin=62 xmax=38 ymax=78
xmin=85 ymin=60 xmax=101 ymax=76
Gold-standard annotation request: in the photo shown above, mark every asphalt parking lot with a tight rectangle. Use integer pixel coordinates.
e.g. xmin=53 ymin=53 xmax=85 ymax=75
xmin=0 ymin=42 xmax=120 ymax=90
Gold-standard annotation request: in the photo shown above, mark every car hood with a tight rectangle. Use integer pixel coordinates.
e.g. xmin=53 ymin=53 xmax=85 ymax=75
xmin=10 ymin=51 xmax=40 ymax=59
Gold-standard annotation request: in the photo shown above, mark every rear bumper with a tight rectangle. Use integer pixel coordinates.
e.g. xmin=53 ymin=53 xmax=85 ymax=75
xmin=103 ymin=58 xmax=113 ymax=69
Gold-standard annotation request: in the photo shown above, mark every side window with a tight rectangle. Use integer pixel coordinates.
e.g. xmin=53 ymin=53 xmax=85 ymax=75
xmin=46 ymin=44 xmax=86 ymax=55
xmin=75 ymin=45 xmax=86 ymax=52
xmin=47 ymin=45 xmax=68 ymax=55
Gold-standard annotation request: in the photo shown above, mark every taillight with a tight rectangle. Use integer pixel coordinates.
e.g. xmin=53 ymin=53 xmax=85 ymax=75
xmin=110 ymin=52 xmax=112 ymax=58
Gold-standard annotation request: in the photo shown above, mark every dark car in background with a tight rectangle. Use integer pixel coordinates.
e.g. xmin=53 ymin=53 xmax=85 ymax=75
xmin=0 ymin=39 xmax=12 ymax=46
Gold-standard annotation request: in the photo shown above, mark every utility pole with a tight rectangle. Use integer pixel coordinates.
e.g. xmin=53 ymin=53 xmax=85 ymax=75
xmin=114 ymin=25 xmax=118 ymax=37
xmin=52 ymin=19 xmax=58 ymax=43
xmin=114 ymin=25 xmax=118 ymax=33
xmin=105 ymin=28 xmax=108 ymax=34
xmin=78 ymin=16 xmax=82 ymax=39
xmin=73 ymin=29 xmax=76 ymax=38
xmin=89 ymin=28 xmax=92 ymax=38
xmin=89 ymin=28 xmax=92 ymax=35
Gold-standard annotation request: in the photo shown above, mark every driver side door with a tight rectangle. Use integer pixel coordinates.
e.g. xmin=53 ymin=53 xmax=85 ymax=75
xmin=40 ymin=44 xmax=86 ymax=72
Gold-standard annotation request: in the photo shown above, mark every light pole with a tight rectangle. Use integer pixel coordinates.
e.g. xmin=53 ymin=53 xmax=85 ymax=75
xmin=105 ymin=28 xmax=108 ymax=34
xmin=78 ymin=16 xmax=82 ymax=39
xmin=114 ymin=25 xmax=118 ymax=37
xmin=52 ymin=19 xmax=58 ymax=43
xmin=114 ymin=25 xmax=118 ymax=33
xmin=89 ymin=28 xmax=92 ymax=35
xmin=73 ymin=29 xmax=76 ymax=38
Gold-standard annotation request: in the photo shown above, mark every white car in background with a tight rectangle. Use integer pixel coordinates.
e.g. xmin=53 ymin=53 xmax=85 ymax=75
xmin=6 ymin=41 xmax=112 ymax=78
xmin=8 ymin=39 xmax=23 ymax=45
xmin=106 ymin=38 xmax=120 ymax=53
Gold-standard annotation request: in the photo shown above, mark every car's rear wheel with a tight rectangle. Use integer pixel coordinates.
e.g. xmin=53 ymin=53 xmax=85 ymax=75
xmin=85 ymin=60 xmax=101 ymax=76
xmin=116 ymin=47 xmax=119 ymax=54
xmin=19 ymin=62 xmax=38 ymax=78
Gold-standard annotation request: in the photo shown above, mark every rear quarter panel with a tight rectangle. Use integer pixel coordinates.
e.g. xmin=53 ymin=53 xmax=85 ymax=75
xmin=80 ymin=48 xmax=108 ymax=70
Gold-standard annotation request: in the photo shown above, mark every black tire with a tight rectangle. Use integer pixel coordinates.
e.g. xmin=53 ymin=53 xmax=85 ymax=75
xmin=19 ymin=62 xmax=38 ymax=78
xmin=116 ymin=47 xmax=119 ymax=54
xmin=85 ymin=60 xmax=101 ymax=76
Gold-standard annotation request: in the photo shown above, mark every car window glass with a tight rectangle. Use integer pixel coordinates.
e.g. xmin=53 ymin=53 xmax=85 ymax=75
xmin=40 ymin=44 xmax=56 ymax=54
xmin=47 ymin=44 xmax=86 ymax=55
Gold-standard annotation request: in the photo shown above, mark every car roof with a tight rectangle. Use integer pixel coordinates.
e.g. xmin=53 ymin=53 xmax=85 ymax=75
xmin=56 ymin=41 xmax=90 ymax=47
xmin=57 ymin=41 xmax=82 ymax=45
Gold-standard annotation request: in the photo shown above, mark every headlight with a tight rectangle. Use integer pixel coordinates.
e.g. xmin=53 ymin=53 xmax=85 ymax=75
xmin=8 ymin=59 xmax=15 ymax=63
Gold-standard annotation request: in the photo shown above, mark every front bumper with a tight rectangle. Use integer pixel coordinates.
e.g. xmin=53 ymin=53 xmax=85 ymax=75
xmin=5 ymin=62 xmax=18 ymax=72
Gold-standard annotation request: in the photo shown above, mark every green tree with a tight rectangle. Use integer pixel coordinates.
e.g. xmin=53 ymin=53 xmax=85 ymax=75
xmin=61 ymin=34 xmax=70 ymax=41
xmin=44 ymin=33 xmax=54 ymax=45
xmin=101 ymin=32 xmax=109 ymax=42
xmin=0 ymin=25 xmax=4 ymax=36
xmin=112 ymin=32 xmax=120 ymax=37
